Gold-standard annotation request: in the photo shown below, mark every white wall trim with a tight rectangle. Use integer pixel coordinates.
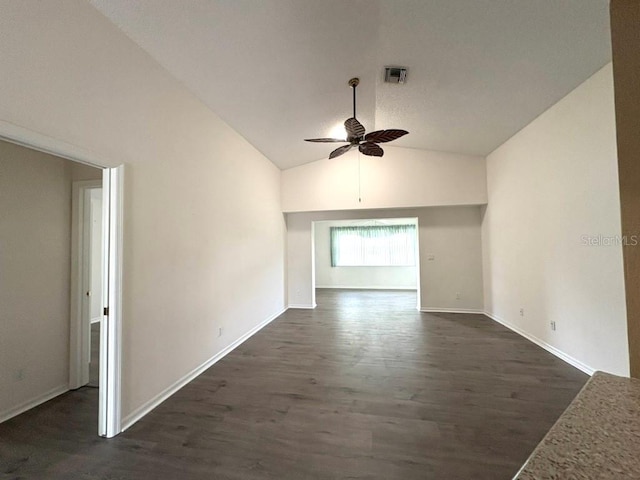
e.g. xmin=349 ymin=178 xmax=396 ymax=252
xmin=287 ymin=304 xmax=317 ymax=309
xmin=99 ymin=165 xmax=125 ymax=438
xmin=421 ymin=308 xmax=484 ymax=314
xmin=0 ymin=385 xmax=69 ymax=424
xmin=484 ymin=311 xmax=595 ymax=376
xmin=121 ymin=307 xmax=286 ymax=432
xmin=316 ymin=286 xmax=418 ymax=291
xmin=0 ymin=120 xmax=108 ymax=169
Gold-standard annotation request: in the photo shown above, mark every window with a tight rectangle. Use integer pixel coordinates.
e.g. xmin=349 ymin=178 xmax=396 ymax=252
xmin=330 ymin=225 xmax=417 ymax=267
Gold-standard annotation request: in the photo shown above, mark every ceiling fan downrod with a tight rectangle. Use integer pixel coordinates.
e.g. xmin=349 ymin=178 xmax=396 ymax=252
xmin=349 ymin=77 xmax=359 ymax=119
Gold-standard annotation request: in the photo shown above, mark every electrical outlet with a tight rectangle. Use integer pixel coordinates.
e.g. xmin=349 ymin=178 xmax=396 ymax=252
xmin=519 ymin=308 xmax=524 ymax=317
xmin=550 ymin=321 xmax=557 ymax=331
xmin=427 ymin=254 xmax=435 ymax=261
xmin=455 ymin=292 xmax=461 ymax=300
xmin=218 ymin=327 xmax=223 ymax=337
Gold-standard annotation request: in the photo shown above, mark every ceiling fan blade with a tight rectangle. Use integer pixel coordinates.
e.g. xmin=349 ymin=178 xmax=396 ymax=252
xmin=304 ymin=138 xmax=348 ymax=143
xmin=344 ymin=117 xmax=366 ymax=139
xmin=329 ymin=144 xmax=353 ymax=159
xmin=364 ymin=129 xmax=409 ymax=143
xmin=359 ymin=142 xmax=384 ymax=157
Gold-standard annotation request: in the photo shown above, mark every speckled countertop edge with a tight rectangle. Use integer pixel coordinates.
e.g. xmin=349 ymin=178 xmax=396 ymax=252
xmin=514 ymin=371 xmax=640 ymax=479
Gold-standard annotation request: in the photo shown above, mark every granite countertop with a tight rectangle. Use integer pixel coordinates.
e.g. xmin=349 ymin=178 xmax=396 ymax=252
xmin=514 ymin=371 xmax=640 ymax=479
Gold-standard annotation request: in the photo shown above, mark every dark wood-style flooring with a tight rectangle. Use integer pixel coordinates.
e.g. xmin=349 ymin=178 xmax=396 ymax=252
xmin=0 ymin=290 xmax=587 ymax=479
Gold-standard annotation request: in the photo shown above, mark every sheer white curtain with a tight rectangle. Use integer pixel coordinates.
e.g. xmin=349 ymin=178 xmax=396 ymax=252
xmin=330 ymin=225 xmax=417 ymax=267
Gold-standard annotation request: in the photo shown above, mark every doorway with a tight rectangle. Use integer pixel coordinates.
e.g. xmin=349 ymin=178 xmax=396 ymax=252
xmin=0 ymin=124 xmax=124 ymax=438
xmin=89 ymin=188 xmax=102 ymax=387
xmin=312 ymin=217 xmax=421 ymax=309
xmin=70 ymin=167 xmax=124 ymax=438
xmin=70 ymin=181 xmax=103 ymax=391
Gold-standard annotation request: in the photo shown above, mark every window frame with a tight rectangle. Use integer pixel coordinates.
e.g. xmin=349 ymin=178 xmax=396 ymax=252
xmin=329 ymin=224 xmax=417 ymax=267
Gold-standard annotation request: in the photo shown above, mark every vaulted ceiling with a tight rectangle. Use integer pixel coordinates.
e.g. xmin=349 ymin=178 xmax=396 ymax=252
xmin=89 ymin=0 xmax=611 ymax=170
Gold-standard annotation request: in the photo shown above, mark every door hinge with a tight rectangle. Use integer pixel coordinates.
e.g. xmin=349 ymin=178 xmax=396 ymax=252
xmin=103 ymin=306 xmax=109 ymax=316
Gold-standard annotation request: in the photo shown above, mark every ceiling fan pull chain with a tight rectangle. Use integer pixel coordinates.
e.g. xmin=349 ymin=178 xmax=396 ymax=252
xmin=358 ymin=153 xmax=362 ymax=203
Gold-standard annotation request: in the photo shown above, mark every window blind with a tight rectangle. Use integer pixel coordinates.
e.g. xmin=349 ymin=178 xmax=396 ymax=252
xmin=330 ymin=225 xmax=417 ymax=267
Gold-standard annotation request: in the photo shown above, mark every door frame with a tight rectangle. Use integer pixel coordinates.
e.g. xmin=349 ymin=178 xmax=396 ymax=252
xmin=310 ymin=216 xmax=421 ymax=308
xmin=70 ymin=180 xmax=103 ymax=390
xmin=99 ymin=165 xmax=124 ymax=438
xmin=0 ymin=120 xmax=124 ymax=438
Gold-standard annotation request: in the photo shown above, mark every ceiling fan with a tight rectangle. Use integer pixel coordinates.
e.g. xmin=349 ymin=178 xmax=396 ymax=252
xmin=305 ymin=77 xmax=409 ymax=159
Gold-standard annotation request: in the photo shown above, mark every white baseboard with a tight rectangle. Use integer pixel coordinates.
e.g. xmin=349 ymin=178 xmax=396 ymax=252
xmin=484 ymin=311 xmax=595 ymax=376
xmin=287 ymin=304 xmax=317 ymax=309
xmin=421 ymin=308 xmax=484 ymax=314
xmin=121 ymin=307 xmax=287 ymax=432
xmin=316 ymin=286 xmax=417 ymax=291
xmin=0 ymin=384 xmax=69 ymax=424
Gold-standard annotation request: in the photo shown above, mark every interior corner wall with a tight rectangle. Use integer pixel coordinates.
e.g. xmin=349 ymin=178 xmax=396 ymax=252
xmin=0 ymin=0 xmax=285 ymax=422
xmin=70 ymin=162 xmax=103 ymax=182
xmin=287 ymin=207 xmax=484 ymax=312
xmin=482 ymin=63 xmax=629 ymax=376
xmin=313 ymin=220 xmax=418 ymax=290
xmin=0 ymin=141 xmax=72 ymax=420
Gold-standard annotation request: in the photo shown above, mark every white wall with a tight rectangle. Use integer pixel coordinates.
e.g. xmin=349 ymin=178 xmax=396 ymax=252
xmin=0 ymin=141 xmax=72 ymax=421
xmin=0 ymin=1 xmax=285 ymax=422
xmin=282 ymin=146 xmax=487 ymax=212
xmin=314 ymin=219 xmax=418 ymax=290
xmin=288 ymin=207 xmax=484 ymax=312
xmin=482 ymin=63 xmax=629 ymax=375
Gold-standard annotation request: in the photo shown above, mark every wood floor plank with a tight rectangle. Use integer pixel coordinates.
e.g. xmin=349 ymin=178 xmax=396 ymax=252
xmin=0 ymin=289 xmax=587 ymax=479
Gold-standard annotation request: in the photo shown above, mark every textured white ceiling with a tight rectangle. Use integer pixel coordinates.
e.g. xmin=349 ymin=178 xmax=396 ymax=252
xmin=89 ymin=0 xmax=611 ymax=169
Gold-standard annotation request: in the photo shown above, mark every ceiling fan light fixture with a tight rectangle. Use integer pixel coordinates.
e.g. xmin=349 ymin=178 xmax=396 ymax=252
xmin=329 ymin=122 xmax=348 ymax=141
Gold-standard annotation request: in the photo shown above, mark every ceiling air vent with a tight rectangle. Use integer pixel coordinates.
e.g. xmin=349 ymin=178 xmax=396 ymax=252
xmin=384 ymin=67 xmax=408 ymax=84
